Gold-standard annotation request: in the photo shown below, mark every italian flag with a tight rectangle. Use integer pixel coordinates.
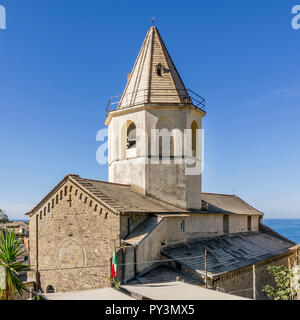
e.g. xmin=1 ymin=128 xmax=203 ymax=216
xmin=111 ymin=247 xmax=117 ymax=279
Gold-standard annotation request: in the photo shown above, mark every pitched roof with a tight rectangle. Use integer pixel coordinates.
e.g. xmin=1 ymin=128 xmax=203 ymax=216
xmin=71 ymin=175 xmax=187 ymax=214
xmin=26 ymin=175 xmax=263 ymax=217
xmin=202 ymin=193 xmax=263 ymax=216
xmin=81 ymin=180 xmax=263 ymax=216
xmin=162 ymin=231 xmax=296 ymax=277
xmin=26 ymin=174 xmax=189 ymax=216
xmin=118 ymin=26 xmax=189 ymax=109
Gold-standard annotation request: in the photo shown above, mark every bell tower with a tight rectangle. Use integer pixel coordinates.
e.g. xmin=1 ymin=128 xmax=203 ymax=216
xmin=105 ymin=26 xmax=206 ymax=210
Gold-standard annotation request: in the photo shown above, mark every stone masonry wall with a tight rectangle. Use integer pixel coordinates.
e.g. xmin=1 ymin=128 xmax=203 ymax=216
xmin=28 ymin=179 xmax=121 ymax=293
xmin=212 ymin=249 xmax=298 ymax=299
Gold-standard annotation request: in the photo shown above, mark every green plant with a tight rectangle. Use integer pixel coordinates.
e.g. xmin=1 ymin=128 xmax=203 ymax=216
xmin=263 ymin=265 xmax=297 ymax=300
xmin=33 ymin=294 xmax=40 ymax=300
xmin=0 ymin=209 xmax=8 ymax=223
xmin=0 ymin=229 xmax=30 ymax=300
xmin=109 ymin=277 xmax=121 ymax=291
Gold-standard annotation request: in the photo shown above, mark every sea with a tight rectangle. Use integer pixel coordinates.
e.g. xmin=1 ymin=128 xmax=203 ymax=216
xmin=264 ymin=219 xmax=300 ymax=244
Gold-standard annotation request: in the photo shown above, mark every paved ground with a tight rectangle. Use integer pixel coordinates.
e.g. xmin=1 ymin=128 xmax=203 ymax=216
xmin=43 ymin=287 xmax=134 ymax=300
xmin=122 ymin=281 xmax=249 ymax=300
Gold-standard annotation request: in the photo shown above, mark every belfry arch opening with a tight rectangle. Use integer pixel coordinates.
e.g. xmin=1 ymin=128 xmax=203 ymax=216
xmin=121 ymin=120 xmax=137 ymax=159
xmin=127 ymin=122 xmax=136 ymax=149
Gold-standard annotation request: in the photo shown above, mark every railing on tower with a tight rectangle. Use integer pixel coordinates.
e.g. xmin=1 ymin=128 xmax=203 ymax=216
xmin=106 ymin=89 xmax=206 ymax=115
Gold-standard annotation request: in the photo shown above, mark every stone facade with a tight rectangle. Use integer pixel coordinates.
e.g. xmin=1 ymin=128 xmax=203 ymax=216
xmin=28 ymin=178 xmax=121 ymax=293
xmin=212 ymin=248 xmax=298 ymax=299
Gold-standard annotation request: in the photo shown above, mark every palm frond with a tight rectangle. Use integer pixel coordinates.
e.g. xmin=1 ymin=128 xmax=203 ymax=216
xmin=0 ymin=228 xmax=30 ymax=300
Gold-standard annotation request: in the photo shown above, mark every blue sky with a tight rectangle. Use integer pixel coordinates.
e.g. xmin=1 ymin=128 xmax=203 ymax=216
xmin=0 ymin=0 xmax=299 ymax=219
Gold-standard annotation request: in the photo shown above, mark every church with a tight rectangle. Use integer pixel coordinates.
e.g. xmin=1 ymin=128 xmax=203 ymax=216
xmin=26 ymin=26 xmax=298 ymax=298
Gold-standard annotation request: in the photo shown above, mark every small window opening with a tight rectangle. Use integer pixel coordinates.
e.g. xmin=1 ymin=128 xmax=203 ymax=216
xmin=46 ymin=285 xmax=55 ymax=294
xmin=180 ymin=220 xmax=185 ymax=232
xmin=156 ymin=64 xmax=163 ymax=76
xmin=161 ymin=240 xmax=167 ymax=247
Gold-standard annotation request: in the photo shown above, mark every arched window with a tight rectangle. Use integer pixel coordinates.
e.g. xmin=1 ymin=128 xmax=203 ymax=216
xmin=191 ymin=121 xmax=199 ymax=156
xmin=127 ymin=122 xmax=136 ymax=149
xmin=60 ymin=190 xmax=63 ymax=200
xmin=56 ymin=195 xmax=58 ymax=204
xmin=46 ymin=285 xmax=55 ymax=293
xmin=64 ymin=186 xmax=68 ymax=197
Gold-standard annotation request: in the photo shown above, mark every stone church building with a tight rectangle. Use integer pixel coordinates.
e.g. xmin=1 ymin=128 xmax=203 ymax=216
xmin=27 ymin=26 xmax=298 ymax=298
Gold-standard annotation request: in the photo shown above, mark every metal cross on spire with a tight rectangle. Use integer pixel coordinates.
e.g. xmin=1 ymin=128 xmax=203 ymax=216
xmin=151 ymin=17 xmax=155 ymax=26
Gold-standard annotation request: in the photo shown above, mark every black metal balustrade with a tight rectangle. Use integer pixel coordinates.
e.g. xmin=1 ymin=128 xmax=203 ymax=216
xmin=106 ymin=89 xmax=206 ymax=115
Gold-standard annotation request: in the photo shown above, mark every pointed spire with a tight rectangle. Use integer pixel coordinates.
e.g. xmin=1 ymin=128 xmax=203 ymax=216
xmin=118 ymin=26 xmax=190 ymax=109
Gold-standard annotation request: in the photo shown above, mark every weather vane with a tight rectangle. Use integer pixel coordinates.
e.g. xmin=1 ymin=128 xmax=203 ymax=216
xmin=152 ymin=17 xmax=155 ymax=26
